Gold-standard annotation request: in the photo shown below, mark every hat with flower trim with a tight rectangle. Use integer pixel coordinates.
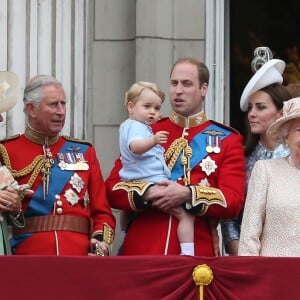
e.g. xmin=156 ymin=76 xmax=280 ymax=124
xmin=0 ymin=71 xmax=19 ymax=113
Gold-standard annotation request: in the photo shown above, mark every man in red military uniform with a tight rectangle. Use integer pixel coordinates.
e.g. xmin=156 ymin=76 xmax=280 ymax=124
xmin=0 ymin=74 xmax=115 ymax=255
xmin=106 ymin=58 xmax=245 ymax=256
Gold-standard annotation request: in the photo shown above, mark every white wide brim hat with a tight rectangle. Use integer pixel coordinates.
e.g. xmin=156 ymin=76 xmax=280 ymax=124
xmin=240 ymin=59 xmax=286 ymax=112
xmin=267 ymin=97 xmax=300 ymax=143
xmin=0 ymin=71 xmax=19 ymax=113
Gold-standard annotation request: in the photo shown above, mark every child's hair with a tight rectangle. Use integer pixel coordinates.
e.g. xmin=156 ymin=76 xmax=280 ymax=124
xmin=124 ymin=81 xmax=165 ymax=106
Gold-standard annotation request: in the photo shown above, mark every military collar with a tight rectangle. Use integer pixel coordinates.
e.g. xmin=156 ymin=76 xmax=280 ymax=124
xmin=169 ymin=111 xmax=207 ymax=128
xmin=24 ymin=126 xmax=60 ymax=145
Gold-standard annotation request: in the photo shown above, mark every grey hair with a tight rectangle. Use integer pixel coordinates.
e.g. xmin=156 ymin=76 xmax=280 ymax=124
xmin=23 ymin=74 xmax=63 ymax=108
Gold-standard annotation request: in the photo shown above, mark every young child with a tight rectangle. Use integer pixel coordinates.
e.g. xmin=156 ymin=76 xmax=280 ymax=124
xmin=118 ymin=81 xmax=195 ymax=256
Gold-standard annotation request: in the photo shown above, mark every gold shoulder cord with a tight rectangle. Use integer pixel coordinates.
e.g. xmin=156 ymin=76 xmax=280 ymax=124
xmin=164 ymin=137 xmax=213 ymax=215
xmin=0 ymin=144 xmax=46 ymax=188
xmin=164 ymin=137 xmax=192 ymax=185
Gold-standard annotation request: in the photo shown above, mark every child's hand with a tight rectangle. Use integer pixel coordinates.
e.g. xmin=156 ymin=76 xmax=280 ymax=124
xmin=154 ymin=131 xmax=169 ymax=144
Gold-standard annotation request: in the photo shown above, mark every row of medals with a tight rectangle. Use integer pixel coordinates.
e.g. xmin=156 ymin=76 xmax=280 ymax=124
xmin=205 ymin=135 xmax=221 ymax=154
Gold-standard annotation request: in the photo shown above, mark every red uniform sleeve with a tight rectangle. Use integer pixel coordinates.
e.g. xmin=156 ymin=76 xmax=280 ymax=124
xmin=105 ymin=156 xmax=137 ymax=211
xmin=87 ymin=146 xmax=116 ymax=234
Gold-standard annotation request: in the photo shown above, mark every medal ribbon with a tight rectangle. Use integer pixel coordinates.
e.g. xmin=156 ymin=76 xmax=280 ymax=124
xmin=170 ymin=124 xmax=232 ymax=181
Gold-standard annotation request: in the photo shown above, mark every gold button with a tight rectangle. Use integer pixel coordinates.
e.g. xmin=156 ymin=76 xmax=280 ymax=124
xmin=56 ymin=208 xmax=63 ymax=214
xmin=55 ymin=195 xmax=61 ymax=200
xmin=56 ymin=200 xmax=63 ymax=207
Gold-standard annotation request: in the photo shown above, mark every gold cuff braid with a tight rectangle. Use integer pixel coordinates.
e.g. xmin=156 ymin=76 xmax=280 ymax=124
xmin=128 ymin=191 xmax=137 ymax=211
xmin=113 ymin=181 xmax=154 ymax=211
xmin=92 ymin=223 xmax=114 ymax=251
xmin=189 ymin=185 xmax=227 ymax=216
xmin=103 ymin=223 xmax=114 ymax=246
xmin=113 ymin=181 xmax=153 ymax=196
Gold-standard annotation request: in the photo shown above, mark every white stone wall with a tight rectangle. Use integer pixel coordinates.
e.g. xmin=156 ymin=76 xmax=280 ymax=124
xmin=0 ymin=0 xmax=86 ymax=139
xmin=91 ymin=0 xmax=207 ymax=179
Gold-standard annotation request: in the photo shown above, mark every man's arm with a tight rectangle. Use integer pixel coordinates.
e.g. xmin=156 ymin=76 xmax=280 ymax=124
xmin=106 ymin=157 xmax=165 ymax=211
xmin=145 ymin=181 xmax=191 ymax=210
xmin=87 ymin=146 xmax=115 ymax=253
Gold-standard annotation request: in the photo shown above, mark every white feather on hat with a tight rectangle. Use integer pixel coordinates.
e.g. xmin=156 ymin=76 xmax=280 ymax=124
xmin=267 ymin=97 xmax=300 ymax=143
xmin=240 ymin=59 xmax=286 ymax=112
xmin=0 ymin=71 xmax=19 ymax=113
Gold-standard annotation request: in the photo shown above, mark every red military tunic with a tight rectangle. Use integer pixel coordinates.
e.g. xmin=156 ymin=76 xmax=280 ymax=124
xmin=106 ymin=111 xmax=245 ymax=256
xmin=0 ymin=127 xmax=115 ymax=255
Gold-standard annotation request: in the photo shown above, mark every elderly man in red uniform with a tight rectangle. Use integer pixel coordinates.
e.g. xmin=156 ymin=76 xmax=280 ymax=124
xmin=0 ymin=74 xmax=115 ymax=256
xmin=106 ymin=58 xmax=245 ymax=256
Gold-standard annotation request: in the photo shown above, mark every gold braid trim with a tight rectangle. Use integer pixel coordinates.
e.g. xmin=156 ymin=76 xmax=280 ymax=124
xmin=190 ymin=185 xmax=227 ymax=216
xmin=164 ymin=138 xmax=188 ymax=170
xmin=103 ymin=223 xmax=114 ymax=246
xmin=113 ymin=181 xmax=153 ymax=196
xmin=128 ymin=191 xmax=137 ymax=210
xmin=92 ymin=224 xmax=115 ymax=252
xmin=0 ymin=144 xmax=46 ymax=188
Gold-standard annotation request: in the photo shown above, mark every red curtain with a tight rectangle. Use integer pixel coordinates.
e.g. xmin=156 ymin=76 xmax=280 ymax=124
xmin=0 ymin=255 xmax=299 ymax=300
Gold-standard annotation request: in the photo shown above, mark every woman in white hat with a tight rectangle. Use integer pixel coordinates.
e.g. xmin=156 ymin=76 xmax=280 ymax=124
xmin=239 ymin=97 xmax=300 ymax=256
xmin=221 ymin=57 xmax=291 ymax=255
xmin=0 ymin=71 xmax=23 ymax=255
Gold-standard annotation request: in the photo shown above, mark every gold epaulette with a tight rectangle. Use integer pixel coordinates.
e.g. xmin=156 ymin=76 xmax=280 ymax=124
xmin=63 ymin=135 xmax=92 ymax=146
xmin=0 ymin=134 xmax=21 ymax=143
xmin=189 ymin=185 xmax=227 ymax=216
xmin=113 ymin=181 xmax=153 ymax=196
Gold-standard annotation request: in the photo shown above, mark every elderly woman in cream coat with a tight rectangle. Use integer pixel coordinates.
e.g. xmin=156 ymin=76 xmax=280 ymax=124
xmin=239 ymin=97 xmax=300 ymax=256
xmin=0 ymin=71 xmax=24 ymax=255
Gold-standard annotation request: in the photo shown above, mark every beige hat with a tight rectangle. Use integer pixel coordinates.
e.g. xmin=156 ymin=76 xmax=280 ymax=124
xmin=0 ymin=71 xmax=19 ymax=113
xmin=240 ymin=59 xmax=285 ymax=112
xmin=267 ymin=97 xmax=300 ymax=143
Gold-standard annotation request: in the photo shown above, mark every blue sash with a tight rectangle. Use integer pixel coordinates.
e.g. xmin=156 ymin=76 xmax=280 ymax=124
xmin=170 ymin=124 xmax=232 ymax=180
xmin=25 ymin=140 xmax=89 ymax=217
xmin=10 ymin=140 xmax=89 ymax=250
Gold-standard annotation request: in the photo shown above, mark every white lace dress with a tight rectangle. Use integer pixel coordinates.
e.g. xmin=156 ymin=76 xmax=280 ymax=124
xmin=239 ymin=156 xmax=300 ymax=256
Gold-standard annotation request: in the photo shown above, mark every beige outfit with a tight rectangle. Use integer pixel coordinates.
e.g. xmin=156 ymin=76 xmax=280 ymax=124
xmin=239 ymin=157 xmax=300 ymax=256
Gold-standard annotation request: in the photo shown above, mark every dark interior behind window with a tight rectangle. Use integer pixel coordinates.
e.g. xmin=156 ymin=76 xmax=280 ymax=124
xmin=229 ymin=0 xmax=300 ymax=135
